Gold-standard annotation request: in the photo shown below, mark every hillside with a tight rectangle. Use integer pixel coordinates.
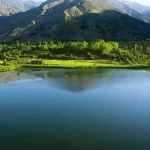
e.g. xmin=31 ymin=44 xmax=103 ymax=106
xmin=0 ymin=0 xmax=150 ymax=42
xmin=0 ymin=0 xmax=42 ymax=16
xmin=122 ymin=1 xmax=150 ymax=20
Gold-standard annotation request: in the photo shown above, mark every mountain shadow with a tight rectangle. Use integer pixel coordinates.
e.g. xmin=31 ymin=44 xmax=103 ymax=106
xmin=0 ymin=0 xmax=150 ymax=42
xmin=10 ymin=10 xmax=150 ymax=42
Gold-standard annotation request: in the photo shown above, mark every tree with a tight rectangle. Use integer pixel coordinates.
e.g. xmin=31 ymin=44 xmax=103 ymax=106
xmin=43 ymin=41 xmax=48 ymax=50
xmin=102 ymin=43 xmax=113 ymax=54
xmin=134 ymin=44 xmax=139 ymax=51
xmin=76 ymin=41 xmax=88 ymax=50
xmin=111 ymin=42 xmax=119 ymax=50
xmin=90 ymin=40 xmax=105 ymax=50
xmin=139 ymin=45 xmax=143 ymax=52
xmin=16 ymin=41 xmax=20 ymax=49
xmin=146 ymin=46 xmax=150 ymax=54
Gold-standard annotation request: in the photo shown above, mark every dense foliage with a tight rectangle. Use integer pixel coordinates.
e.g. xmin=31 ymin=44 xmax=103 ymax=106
xmin=0 ymin=40 xmax=150 ymax=66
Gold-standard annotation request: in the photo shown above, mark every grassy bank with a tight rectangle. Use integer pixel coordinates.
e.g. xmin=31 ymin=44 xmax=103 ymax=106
xmin=0 ymin=65 xmax=21 ymax=72
xmin=0 ymin=60 xmax=150 ymax=72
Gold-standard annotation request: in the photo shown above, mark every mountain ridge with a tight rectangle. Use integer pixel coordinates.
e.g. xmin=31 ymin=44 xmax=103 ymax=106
xmin=0 ymin=0 xmax=150 ymax=42
xmin=0 ymin=0 xmax=42 ymax=16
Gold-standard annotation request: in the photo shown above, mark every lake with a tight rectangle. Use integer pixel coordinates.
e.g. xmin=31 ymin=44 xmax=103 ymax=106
xmin=0 ymin=69 xmax=150 ymax=150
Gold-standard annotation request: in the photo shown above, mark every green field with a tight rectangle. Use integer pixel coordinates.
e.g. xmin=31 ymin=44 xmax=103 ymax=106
xmin=21 ymin=60 xmax=150 ymax=69
xmin=0 ymin=59 xmax=150 ymax=72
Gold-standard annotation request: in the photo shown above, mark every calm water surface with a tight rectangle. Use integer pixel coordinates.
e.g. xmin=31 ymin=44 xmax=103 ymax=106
xmin=0 ymin=69 xmax=150 ymax=150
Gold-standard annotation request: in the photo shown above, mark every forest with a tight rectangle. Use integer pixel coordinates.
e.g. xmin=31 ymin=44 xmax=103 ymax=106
xmin=0 ymin=39 xmax=150 ymax=71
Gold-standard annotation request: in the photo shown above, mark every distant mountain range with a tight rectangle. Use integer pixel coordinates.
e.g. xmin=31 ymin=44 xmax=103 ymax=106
xmin=0 ymin=0 xmax=42 ymax=16
xmin=122 ymin=1 xmax=150 ymax=21
xmin=0 ymin=0 xmax=150 ymax=42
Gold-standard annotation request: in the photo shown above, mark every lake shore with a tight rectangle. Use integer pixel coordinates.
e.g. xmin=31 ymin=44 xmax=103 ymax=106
xmin=0 ymin=60 xmax=150 ymax=72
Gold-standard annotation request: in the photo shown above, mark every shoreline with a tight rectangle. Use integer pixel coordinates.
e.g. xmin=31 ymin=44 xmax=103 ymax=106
xmin=1 ymin=62 xmax=150 ymax=72
xmin=21 ymin=64 xmax=150 ymax=69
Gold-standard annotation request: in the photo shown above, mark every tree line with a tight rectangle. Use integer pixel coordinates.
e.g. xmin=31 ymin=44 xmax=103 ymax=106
xmin=0 ymin=39 xmax=150 ymax=65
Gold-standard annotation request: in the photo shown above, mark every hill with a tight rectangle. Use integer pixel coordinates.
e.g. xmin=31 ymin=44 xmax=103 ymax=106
xmin=122 ymin=1 xmax=150 ymax=21
xmin=0 ymin=0 xmax=42 ymax=16
xmin=0 ymin=0 xmax=150 ymax=42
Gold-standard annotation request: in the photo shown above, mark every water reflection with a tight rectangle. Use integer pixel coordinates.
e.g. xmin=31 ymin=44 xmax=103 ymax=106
xmin=0 ymin=69 xmax=112 ymax=92
xmin=0 ymin=71 xmax=36 ymax=84
xmin=0 ymin=69 xmax=150 ymax=92
xmin=1 ymin=69 xmax=150 ymax=150
xmin=33 ymin=69 xmax=112 ymax=92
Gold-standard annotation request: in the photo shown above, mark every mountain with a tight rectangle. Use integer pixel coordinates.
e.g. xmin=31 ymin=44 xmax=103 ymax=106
xmin=0 ymin=0 xmax=150 ymax=42
xmin=0 ymin=0 xmax=42 ymax=16
xmin=122 ymin=1 xmax=150 ymax=21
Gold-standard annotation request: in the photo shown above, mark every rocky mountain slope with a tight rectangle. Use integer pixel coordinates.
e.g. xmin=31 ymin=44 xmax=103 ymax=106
xmin=122 ymin=1 xmax=150 ymax=20
xmin=0 ymin=0 xmax=42 ymax=16
xmin=0 ymin=0 xmax=150 ymax=42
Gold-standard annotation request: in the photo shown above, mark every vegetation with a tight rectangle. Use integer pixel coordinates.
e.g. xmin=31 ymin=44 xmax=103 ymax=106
xmin=0 ymin=39 xmax=150 ymax=72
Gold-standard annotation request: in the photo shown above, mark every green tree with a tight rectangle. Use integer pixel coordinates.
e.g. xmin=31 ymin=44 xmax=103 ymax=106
xmin=134 ymin=44 xmax=139 ymax=51
xmin=111 ymin=42 xmax=119 ymax=50
xmin=146 ymin=46 xmax=150 ymax=54
xmin=102 ymin=43 xmax=113 ymax=54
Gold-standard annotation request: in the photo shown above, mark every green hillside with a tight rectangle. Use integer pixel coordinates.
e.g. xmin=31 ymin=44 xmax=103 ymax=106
xmin=0 ymin=0 xmax=150 ymax=42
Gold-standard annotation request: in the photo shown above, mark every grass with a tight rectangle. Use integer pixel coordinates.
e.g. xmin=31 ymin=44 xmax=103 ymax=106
xmin=39 ymin=60 xmax=150 ymax=69
xmin=0 ymin=59 xmax=150 ymax=72
xmin=42 ymin=60 xmax=98 ymax=67
xmin=22 ymin=60 xmax=150 ymax=69
xmin=0 ymin=64 xmax=20 ymax=72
